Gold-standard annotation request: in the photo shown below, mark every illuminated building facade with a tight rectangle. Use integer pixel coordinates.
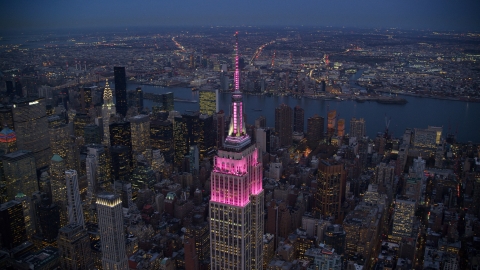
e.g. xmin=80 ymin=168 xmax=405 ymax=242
xmin=86 ymin=144 xmax=110 ymax=202
xmin=198 ymin=114 xmax=215 ymax=159
xmin=102 ymin=79 xmax=116 ymax=146
xmin=84 ymin=124 xmax=102 ymax=145
xmin=327 ymin=110 xmax=336 ymax=137
xmin=275 ymin=103 xmax=293 ymax=147
xmin=199 ymin=89 xmax=218 ymax=116
xmin=350 ymin=117 xmax=366 ymax=139
xmin=73 ymin=113 xmax=89 ymax=138
xmin=0 ymin=200 xmax=26 ymax=249
xmin=337 ymin=118 xmax=345 ymax=137
xmin=306 ymin=114 xmax=324 ymax=149
xmin=129 ymin=114 xmax=151 ymax=155
xmin=3 ymin=150 xmax=37 ymax=200
xmin=314 ymin=160 xmax=346 ymax=221
xmin=15 ymin=193 xmax=35 ymax=240
xmin=50 ymin=154 xmax=67 ymax=227
xmin=49 ymin=123 xmax=70 ymax=159
xmin=412 ymin=126 xmax=442 ymax=149
xmin=210 ymin=33 xmax=264 ymax=270
xmin=110 ymin=145 xmax=131 ymax=181
xmin=391 ymin=196 xmax=416 ymax=241
xmin=127 ymin=87 xmax=144 ymax=113
xmin=0 ymin=126 xmax=17 ymax=154
xmin=96 ymin=192 xmax=128 ymax=270
xmin=58 ymin=223 xmax=93 ymax=270
xmin=12 ymin=98 xmax=51 ymax=169
xmin=114 ymin=67 xmax=128 ymax=117
xmin=150 ymin=120 xmax=174 ymax=163
xmin=65 ymin=170 xmax=85 ymax=228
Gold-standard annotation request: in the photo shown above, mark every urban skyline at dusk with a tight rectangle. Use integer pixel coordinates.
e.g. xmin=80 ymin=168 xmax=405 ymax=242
xmin=0 ymin=1 xmax=479 ymax=270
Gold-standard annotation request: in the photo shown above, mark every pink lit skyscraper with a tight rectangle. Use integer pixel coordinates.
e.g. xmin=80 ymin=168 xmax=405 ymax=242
xmin=209 ymin=32 xmax=264 ymax=270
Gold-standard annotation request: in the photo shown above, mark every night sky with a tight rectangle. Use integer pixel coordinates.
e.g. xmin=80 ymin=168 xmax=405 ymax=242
xmin=1 ymin=0 xmax=479 ymax=31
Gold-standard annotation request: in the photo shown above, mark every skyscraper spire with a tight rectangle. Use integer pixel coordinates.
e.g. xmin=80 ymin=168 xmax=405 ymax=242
xmin=225 ymin=32 xmax=249 ymax=150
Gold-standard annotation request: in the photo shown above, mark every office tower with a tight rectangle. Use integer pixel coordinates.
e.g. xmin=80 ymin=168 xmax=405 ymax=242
xmin=110 ymin=121 xmax=132 ymax=150
xmin=0 ymin=106 xmax=14 ymax=128
xmin=84 ymin=124 xmax=102 ymax=145
xmin=14 ymin=193 xmax=35 ymax=240
xmin=130 ymin=114 xmax=151 ymax=155
xmin=391 ymin=196 xmax=416 ymax=242
xmin=215 ymin=111 xmax=225 ymax=149
xmin=127 ymin=87 xmax=144 ymax=113
xmin=150 ymin=120 xmax=173 ymax=163
xmin=81 ymin=87 xmax=93 ymax=112
xmin=337 ymin=119 xmax=345 ymax=137
xmin=131 ymin=161 xmax=156 ymax=190
xmin=0 ymin=200 xmax=26 ymax=249
xmin=198 ymin=114 xmax=215 ymax=160
xmin=412 ymin=126 xmax=442 ymax=149
xmin=173 ymin=116 xmax=189 ymax=168
xmin=37 ymin=195 xmax=61 ymax=243
xmin=327 ymin=110 xmax=336 ymax=137
xmin=323 ymin=224 xmax=346 ymax=255
xmin=58 ymin=223 xmax=93 ymax=270
xmin=86 ymin=144 xmax=110 ymax=201
xmin=73 ymin=113 xmax=90 ymax=138
xmin=210 ymin=33 xmax=264 ymax=270
xmin=350 ymin=117 xmax=366 ymax=139
xmin=306 ymin=114 xmax=324 ymax=149
xmin=110 ymin=145 xmax=131 ymax=181
xmin=161 ymin=92 xmax=174 ymax=111
xmin=275 ymin=103 xmax=293 ymax=147
xmin=49 ymin=122 xmax=70 ymax=159
xmin=12 ymin=98 xmax=50 ymax=168
xmin=199 ymin=89 xmax=218 ymax=116
xmin=374 ymin=162 xmax=395 ymax=195
xmin=114 ymin=67 xmax=128 ymax=117
xmin=3 ymin=150 xmax=37 ymax=200
xmin=50 ymin=154 xmax=67 ymax=226
xmin=65 ymin=170 xmax=85 ymax=228
xmin=96 ymin=192 xmax=129 ymax=270
xmin=314 ymin=160 xmax=346 ymax=221
xmin=187 ymin=145 xmax=199 ymax=173
xmin=0 ymin=126 xmax=17 ymax=154
xmin=293 ymin=106 xmax=304 ymax=133
xmin=255 ymin=128 xmax=271 ymax=154
xmin=255 ymin=116 xmax=266 ymax=129
xmin=102 ymin=79 xmax=116 ymax=146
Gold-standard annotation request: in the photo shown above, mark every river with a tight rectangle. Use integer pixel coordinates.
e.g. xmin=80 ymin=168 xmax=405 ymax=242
xmin=125 ymin=83 xmax=480 ymax=143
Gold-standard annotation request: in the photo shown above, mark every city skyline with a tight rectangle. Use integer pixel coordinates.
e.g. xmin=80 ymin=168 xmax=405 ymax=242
xmin=1 ymin=0 xmax=479 ymax=32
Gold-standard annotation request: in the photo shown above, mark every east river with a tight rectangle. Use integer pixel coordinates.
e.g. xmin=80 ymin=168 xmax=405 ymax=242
xmin=127 ymin=83 xmax=480 ymax=143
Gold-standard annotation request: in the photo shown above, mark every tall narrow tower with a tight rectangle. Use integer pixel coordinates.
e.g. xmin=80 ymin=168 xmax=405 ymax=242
xmin=209 ymin=32 xmax=264 ymax=270
xmin=65 ymin=170 xmax=85 ymax=228
xmin=102 ymin=79 xmax=116 ymax=146
xmin=114 ymin=67 xmax=127 ymax=118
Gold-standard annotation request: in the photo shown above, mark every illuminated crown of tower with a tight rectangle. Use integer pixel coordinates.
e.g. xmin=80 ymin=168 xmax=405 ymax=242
xmin=225 ymin=32 xmax=250 ymax=150
xmin=103 ymin=79 xmax=113 ymax=102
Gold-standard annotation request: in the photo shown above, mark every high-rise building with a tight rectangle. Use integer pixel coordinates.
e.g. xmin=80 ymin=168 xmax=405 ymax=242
xmin=293 ymin=106 xmax=304 ymax=134
xmin=0 ymin=126 xmax=17 ymax=154
xmin=153 ymin=92 xmax=174 ymax=112
xmin=199 ymin=89 xmax=218 ymax=116
xmin=73 ymin=113 xmax=90 ymax=139
xmin=215 ymin=111 xmax=225 ymax=150
xmin=254 ymin=116 xmax=266 ymax=129
xmin=198 ymin=114 xmax=215 ymax=160
xmin=81 ymin=86 xmax=93 ymax=113
xmin=12 ymin=98 xmax=51 ymax=168
xmin=173 ymin=116 xmax=188 ymax=168
xmin=350 ymin=117 xmax=366 ymax=139
xmin=209 ymin=33 xmax=264 ymax=270
xmin=391 ymin=196 xmax=416 ymax=242
xmin=306 ymin=114 xmax=324 ymax=149
xmin=65 ymin=170 xmax=85 ymax=228
xmin=412 ymin=126 xmax=442 ymax=149
xmin=127 ymin=87 xmax=144 ymax=113
xmin=110 ymin=145 xmax=131 ymax=181
xmin=84 ymin=124 xmax=102 ymax=145
xmin=275 ymin=103 xmax=293 ymax=147
xmin=314 ymin=160 xmax=346 ymax=221
xmin=114 ymin=67 xmax=128 ymax=117
xmin=58 ymin=223 xmax=94 ymax=270
xmin=3 ymin=150 xmax=37 ymax=200
xmin=85 ymin=144 xmax=110 ymax=201
xmin=96 ymin=192 xmax=129 ymax=270
xmin=110 ymin=121 xmax=132 ymax=151
xmin=130 ymin=114 xmax=151 ymax=155
xmin=150 ymin=120 xmax=173 ymax=163
xmin=102 ymin=79 xmax=116 ymax=146
xmin=15 ymin=193 xmax=35 ymax=240
xmin=327 ymin=110 xmax=336 ymax=137
xmin=337 ymin=118 xmax=345 ymax=137
xmin=50 ymin=154 xmax=67 ymax=226
xmin=0 ymin=200 xmax=26 ymax=249
xmin=49 ymin=123 xmax=70 ymax=159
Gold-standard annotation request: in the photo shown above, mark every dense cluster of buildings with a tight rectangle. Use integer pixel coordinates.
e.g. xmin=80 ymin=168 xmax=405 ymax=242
xmin=0 ymin=29 xmax=478 ymax=270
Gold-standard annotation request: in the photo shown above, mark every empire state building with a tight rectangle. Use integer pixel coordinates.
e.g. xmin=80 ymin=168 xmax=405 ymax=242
xmin=209 ymin=32 xmax=264 ymax=270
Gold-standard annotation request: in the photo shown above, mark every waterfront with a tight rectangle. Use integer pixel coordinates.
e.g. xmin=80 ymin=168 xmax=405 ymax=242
xmin=130 ymin=83 xmax=480 ymax=143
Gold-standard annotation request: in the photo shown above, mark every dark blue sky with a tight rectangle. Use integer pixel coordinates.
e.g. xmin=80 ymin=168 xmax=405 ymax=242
xmin=1 ymin=0 xmax=479 ymax=31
